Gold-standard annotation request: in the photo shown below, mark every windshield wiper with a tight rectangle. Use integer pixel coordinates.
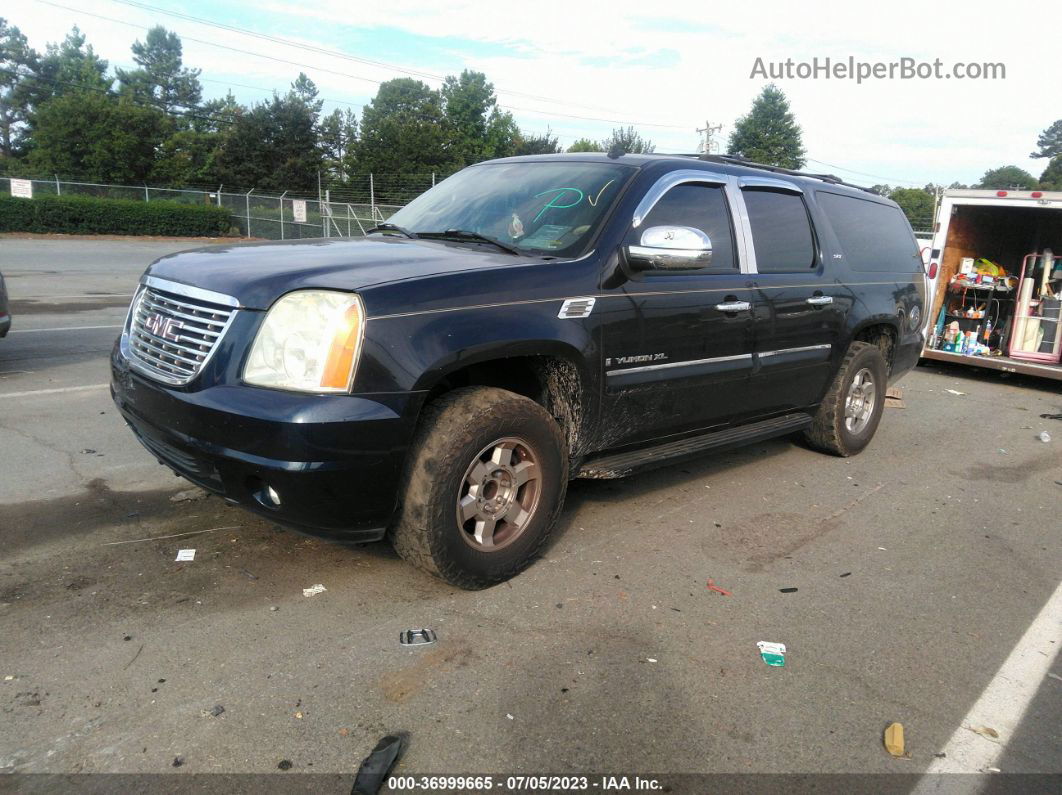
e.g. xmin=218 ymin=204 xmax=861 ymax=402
xmin=417 ymin=229 xmax=522 ymax=256
xmin=366 ymin=223 xmax=418 ymax=239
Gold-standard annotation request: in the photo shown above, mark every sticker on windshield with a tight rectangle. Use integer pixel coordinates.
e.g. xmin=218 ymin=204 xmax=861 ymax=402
xmin=508 ymin=213 xmax=525 ymax=239
xmin=519 ymin=224 xmax=571 ymax=249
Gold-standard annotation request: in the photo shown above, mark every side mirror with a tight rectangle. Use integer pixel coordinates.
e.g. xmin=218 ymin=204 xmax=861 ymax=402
xmin=624 ymin=226 xmax=713 ymax=271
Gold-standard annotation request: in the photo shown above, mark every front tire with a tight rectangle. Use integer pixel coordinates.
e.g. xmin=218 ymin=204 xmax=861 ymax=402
xmin=803 ymin=341 xmax=887 ymax=457
xmin=390 ymin=387 xmax=568 ymax=588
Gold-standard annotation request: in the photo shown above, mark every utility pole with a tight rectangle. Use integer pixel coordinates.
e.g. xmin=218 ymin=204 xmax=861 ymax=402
xmin=696 ymin=121 xmax=723 ymax=155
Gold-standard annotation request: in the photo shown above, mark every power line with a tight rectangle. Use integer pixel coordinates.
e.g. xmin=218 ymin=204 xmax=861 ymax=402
xmin=104 ymin=0 xmax=691 ymax=127
xmin=804 ymin=157 xmax=923 ymax=186
xmin=199 ymin=77 xmax=365 ymax=111
xmin=33 ymin=0 xmax=689 ymax=131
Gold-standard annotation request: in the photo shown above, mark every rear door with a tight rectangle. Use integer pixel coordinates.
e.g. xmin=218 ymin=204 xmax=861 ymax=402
xmin=736 ymin=179 xmax=846 ymax=415
xmin=598 ymin=173 xmax=757 ymax=448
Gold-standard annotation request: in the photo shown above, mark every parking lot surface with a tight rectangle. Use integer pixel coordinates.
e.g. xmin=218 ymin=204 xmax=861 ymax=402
xmin=1 ymin=237 xmax=1060 ymax=784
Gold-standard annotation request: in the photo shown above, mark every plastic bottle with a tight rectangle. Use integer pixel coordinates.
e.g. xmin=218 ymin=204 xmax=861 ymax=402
xmin=983 ymin=318 xmax=993 ymax=344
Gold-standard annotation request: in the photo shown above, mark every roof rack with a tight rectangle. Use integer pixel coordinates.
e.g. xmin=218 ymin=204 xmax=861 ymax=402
xmin=679 ymin=153 xmax=877 ymax=194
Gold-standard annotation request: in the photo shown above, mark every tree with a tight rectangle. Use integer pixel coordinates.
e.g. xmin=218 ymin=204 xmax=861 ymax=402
xmin=0 ymin=18 xmax=38 ymax=157
xmin=353 ymin=78 xmax=453 ymax=175
xmin=319 ymin=107 xmax=358 ymax=183
xmin=6 ymin=25 xmax=113 ymax=163
xmin=976 ymin=165 xmax=1037 ymax=190
xmin=567 ymin=138 xmax=603 ymax=153
xmin=1039 ymin=156 xmax=1062 ymax=191
xmin=513 ymin=128 xmax=561 ymax=155
xmin=727 ymin=83 xmax=805 ymax=169
xmin=441 ymin=69 xmax=517 ymax=165
xmin=889 ymin=187 xmax=935 ymax=230
xmin=151 ymin=93 xmax=242 ymax=186
xmin=600 ymin=125 xmax=655 ymax=155
xmin=33 ymin=26 xmax=110 ymax=98
xmin=213 ymin=84 xmax=323 ymax=190
xmin=484 ymin=108 xmax=520 ymax=159
xmin=28 ymin=91 xmax=165 ymax=182
xmin=117 ymin=27 xmax=201 ymax=115
xmin=868 ymin=184 xmax=892 ymax=197
xmin=289 ymin=72 xmax=323 ymax=115
xmin=1030 ymin=119 xmax=1062 ymax=159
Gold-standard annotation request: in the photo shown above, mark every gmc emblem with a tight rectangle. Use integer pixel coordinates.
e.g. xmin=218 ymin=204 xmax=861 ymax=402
xmin=143 ymin=312 xmax=183 ymax=342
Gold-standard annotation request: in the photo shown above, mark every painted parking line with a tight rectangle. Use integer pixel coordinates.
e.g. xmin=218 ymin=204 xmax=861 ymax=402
xmin=0 ymin=383 xmax=109 ymax=399
xmin=915 ymin=579 xmax=1062 ymax=783
xmin=9 ymin=324 xmax=123 ymax=333
xmin=19 ymin=294 xmax=133 ymax=299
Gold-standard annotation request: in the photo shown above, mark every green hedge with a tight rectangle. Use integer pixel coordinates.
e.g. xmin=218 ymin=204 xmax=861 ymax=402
xmin=0 ymin=194 xmax=233 ymax=237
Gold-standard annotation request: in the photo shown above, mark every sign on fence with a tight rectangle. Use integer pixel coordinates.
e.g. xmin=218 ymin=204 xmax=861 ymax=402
xmin=292 ymin=199 xmax=307 ymax=223
xmin=10 ymin=179 xmax=33 ymax=199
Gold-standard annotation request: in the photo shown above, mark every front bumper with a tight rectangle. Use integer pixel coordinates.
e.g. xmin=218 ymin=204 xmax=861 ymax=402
xmin=111 ymin=342 xmax=423 ymax=542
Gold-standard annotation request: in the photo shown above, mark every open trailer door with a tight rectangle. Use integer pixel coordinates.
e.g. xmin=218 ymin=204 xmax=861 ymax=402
xmin=922 ymin=189 xmax=1062 ymax=380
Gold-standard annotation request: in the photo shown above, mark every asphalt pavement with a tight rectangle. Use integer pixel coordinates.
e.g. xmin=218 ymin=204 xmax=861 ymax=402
xmin=1 ymin=236 xmax=1060 ymax=788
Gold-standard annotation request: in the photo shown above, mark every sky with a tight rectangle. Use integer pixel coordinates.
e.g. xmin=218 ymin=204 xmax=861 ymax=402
xmin=6 ymin=0 xmax=1060 ymax=188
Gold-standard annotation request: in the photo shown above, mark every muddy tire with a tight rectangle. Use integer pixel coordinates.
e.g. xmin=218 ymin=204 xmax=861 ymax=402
xmin=390 ymin=387 xmax=568 ymax=589
xmin=803 ymin=341 xmax=887 ymax=457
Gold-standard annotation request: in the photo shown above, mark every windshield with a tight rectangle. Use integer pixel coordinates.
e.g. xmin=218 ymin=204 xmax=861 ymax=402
xmin=384 ymin=161 xmax=635 ymax=258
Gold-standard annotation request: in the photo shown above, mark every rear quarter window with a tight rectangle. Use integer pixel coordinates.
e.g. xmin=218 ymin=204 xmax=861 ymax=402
xmin=817 ymin=191 xmax=921 ymax=272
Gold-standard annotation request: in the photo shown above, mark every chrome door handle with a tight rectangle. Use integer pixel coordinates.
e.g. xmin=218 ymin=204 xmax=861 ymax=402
xmin=715 ymin=301 xmax=751 ymax=312
xmin=806 ymin=296 xmax=833 ymax=306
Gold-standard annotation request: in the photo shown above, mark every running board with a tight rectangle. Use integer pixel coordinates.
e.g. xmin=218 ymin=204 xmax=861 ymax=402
xmin=577 ymin=413 xmax=814 ymax=479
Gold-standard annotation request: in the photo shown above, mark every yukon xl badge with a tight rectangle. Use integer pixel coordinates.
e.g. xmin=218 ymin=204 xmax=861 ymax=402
xmin=558 ymin=297 xmax=596 ymax=319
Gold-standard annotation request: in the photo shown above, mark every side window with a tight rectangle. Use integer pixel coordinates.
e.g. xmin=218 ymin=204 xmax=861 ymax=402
xmin=816 ymin=191 xmax=921 ymax=272
xmin=628 ymin=183 xmax=737 ymax=271
xmin=742 ymin=189 xmax=816 ymax=272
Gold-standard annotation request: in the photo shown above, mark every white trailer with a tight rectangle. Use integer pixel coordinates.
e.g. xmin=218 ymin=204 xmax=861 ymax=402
xmin=922 ymin=188 xmax=1062 ymax=380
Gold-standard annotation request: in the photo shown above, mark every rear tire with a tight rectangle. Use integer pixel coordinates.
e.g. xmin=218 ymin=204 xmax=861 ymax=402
xmin=803 ymin=341 xmax=887 ymax=457
xmin=390 ymin=386 xmax=568 ymax=589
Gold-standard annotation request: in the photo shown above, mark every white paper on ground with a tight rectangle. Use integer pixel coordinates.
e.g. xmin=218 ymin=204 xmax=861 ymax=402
xmin=175 ymin=549 xmax=196 ymax=562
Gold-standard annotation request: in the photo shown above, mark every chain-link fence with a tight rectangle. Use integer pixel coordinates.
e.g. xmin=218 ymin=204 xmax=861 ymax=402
xmin=0 ymin=174 xmax=437 ymax=239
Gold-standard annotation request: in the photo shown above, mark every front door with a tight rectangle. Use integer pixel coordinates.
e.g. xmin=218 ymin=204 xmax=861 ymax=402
xmin=598 ymin=180 xmax=756 ymax=449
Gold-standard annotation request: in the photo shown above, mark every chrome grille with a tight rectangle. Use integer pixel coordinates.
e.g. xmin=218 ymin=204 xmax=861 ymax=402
xmin=127 ymin=278 xmax=238 ymax=385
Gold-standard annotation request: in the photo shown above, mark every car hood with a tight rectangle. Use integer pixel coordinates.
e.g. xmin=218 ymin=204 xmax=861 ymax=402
xmin=144 ymin=236 xmax=527 ymax=310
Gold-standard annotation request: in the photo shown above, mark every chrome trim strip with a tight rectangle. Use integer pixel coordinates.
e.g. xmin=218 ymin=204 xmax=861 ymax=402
xmin=367 ymin=283 xmax=910 ymax=321
xmin=130 ymin=333 xmax=204 ymax=367
xmin=607 ymin=353 xmax=752 ymax=376
xmin=143 ymin=275 xmax=241 ymax=308
xmin=729 ymin=182 xmax=757 ymax=274
xmin=138 ymin=298 xmax=228 ymax=329
xmin=738 ymin=176 xmax=803 ymax=193
xmin=370 ymin=295 xmax=570 ymax=321
xmin=632 ymin=169 xmax=729 ymax=228
xmin=757 ymin=344 xmax=832 ymax=358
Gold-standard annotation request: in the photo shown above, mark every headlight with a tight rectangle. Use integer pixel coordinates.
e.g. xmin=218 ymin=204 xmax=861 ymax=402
xmin=243 ymin=290 xmax=365 ymax=393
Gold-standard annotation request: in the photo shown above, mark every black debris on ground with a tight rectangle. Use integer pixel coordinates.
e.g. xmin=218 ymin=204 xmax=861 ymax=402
xmin=352 ymin=734 xmax=406 ymax=795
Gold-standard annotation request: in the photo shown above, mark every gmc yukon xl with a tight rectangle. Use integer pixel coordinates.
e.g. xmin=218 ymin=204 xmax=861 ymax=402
xmin=111 ymin=153 xmax=927 ymax=587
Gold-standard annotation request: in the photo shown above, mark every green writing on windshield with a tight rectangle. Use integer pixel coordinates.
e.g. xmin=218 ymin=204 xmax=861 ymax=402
xmin=533 ymin=188 xmax=584 ymax=223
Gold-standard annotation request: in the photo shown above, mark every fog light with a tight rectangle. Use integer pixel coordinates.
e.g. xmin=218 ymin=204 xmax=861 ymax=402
xmin=264 ymin=486 xmax=281 ymax=506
